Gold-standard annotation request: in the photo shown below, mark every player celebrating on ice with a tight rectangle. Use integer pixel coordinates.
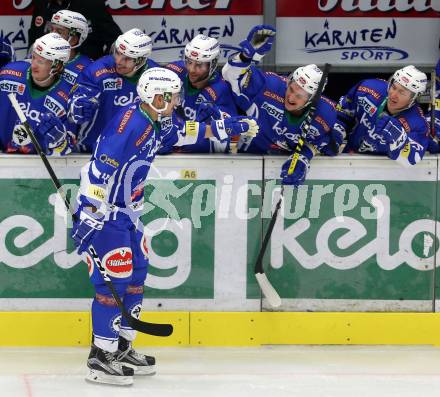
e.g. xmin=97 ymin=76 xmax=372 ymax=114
xmin=49 ymin=10 xmax=93 ymax=87
xmin=68 ymin=28 xmax=159 ymax=152
xmin=222 ymin=25 xmax=337 ymax=187
xmin=0 ymin=33 xmax=74 ymax=155
xmin=163 ymin=34 xmax=240 ymax=153
xmin=70 ymin=67 xmax=257 ymax=386
xmin=336 ymin=65 xmax=429 ymax=165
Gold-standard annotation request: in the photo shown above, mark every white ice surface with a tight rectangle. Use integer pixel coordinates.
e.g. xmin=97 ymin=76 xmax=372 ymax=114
xmin=1 ymin=345 xmax=440 ymax=397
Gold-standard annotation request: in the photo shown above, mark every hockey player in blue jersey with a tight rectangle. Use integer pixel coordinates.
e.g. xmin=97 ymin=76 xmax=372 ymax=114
xmin=164 ymin=34 xmax=240 ymax=153
xmin=427 ymin=58 xmax=440 ymax=153
xmin=49 ymin=10 xmax=93 ymax=87
xmin=0 ymin=37 xmax=15 ymax=70
xmin=336 ymin=65 xmax=429 ymax=166
xmin=68 ymin=28 xmax=159 ymax=152
xmin=70 ymin=67 xmax=257 ymax=386
xmin=0 ymin=33 xmax=74 ymax=155
xmin=222 ymin=25 xmax=337 ymax=187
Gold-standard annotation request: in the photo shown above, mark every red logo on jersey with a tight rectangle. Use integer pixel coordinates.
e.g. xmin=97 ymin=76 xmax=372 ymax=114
xmin=35 ymin=16 xmax=44 ymax=27
xmin=117 ymin=109 xmax=134 ymax=133
xmin=103 ymin=248 xmax=133 ymax=278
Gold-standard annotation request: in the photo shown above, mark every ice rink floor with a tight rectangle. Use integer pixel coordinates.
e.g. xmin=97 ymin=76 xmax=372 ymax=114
xmin=1 ymin=345 xmax=440 ymax=397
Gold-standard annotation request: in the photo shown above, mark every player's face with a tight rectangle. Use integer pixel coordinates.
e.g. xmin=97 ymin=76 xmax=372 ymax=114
xmin=31 ymin=52 xmax=52 ymax=82
xmin=387 ymin=82 xmax=413 ymax=114
xmin=114 ymin=49 xmax=137 ymax=76
xmin=185 ymin=57 xmax=209 ymax=85
xmin=285 ymin=81 xmax=311 ymax=113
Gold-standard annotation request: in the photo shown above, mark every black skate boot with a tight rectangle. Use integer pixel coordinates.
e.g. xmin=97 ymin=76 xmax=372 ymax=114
xmin=86 ymin=344 xmax=134 ymax=386
xmin=116 ymin=336 xmax=156 ymax=375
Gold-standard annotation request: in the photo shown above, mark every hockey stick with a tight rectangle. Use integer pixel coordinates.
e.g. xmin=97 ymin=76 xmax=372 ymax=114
xmin=254 ymin=63 xmax=331 ymax=307
xmin=431 ymin=70 xmax=437 ymax=139
xmin=7 ymin=93 xmax=173 ymax=337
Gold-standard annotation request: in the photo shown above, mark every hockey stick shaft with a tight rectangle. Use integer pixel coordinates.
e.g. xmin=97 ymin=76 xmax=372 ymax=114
xmin=431 ymin=70 xmax=437 ymax=138
xmin=254 ymin=63 xmax=331 ymax=307
xmin=8 ymin=93 xmax=173 ymax=337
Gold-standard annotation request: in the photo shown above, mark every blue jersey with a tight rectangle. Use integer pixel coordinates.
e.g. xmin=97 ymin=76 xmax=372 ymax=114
xmin=61 ymin=53 xmax=92 ymax=87
xmin=69 ymin=55 xmax=159 ymax=152
xmin=80 ymin=103 xmax=204 ymax=218
xmin=337 ymin=78 xmax=429 ymax=165
xmin=0 ymin=61 xmax=72 ymax=154
xmin=222 ymin=58 xmax=336 ymax=155
xmin=162 ymin=61 xmax=239 ymax=153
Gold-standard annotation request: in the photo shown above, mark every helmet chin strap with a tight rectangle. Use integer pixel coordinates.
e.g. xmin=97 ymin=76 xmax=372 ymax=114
xmin=33 ymin=63 xmax=59 ymax=87
xmin=148 ymin=101 xmax=170 ymax=122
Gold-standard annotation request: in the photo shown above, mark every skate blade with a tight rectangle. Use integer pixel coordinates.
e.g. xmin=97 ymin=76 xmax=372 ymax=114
xmin=85 ymin=369 xmax=133 ymax=386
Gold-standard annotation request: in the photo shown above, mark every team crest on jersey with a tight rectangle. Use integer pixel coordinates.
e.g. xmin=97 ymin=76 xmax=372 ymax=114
xmin=0 ymin=80 xmax=25 ymax=95
xmin=262 ymin=101 xmax=283 ymax=121
xmin=103 ymin=247 xmax=133 ymax=278
xmin=103 ymin=77 xmax=123 ymax=91
xmin=62 ymin=69 xmax=78 ymax=85
xmin=44 ymin=96 xmax=66 ymax=116
xmin=358 ymin=96 xmax=377 ymax=116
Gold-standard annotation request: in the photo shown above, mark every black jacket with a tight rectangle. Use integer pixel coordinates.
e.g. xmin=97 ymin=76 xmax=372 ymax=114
xmin=28 ymin=0 xmax=122 ymax=60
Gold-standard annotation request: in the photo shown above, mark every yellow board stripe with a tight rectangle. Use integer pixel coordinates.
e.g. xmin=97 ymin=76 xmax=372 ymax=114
xmin=1 ymin=312 xmax=440 ymax=347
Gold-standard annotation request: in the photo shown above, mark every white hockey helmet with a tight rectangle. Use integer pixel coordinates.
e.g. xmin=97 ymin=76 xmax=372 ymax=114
xmin=33 ymin=33 xmax=71 ymax=65
xmin=389 ymin=65 xmax=427 ymax=97
xmin=184 ymin=34 xmax=220 ymax=78
xmin=115 ymin=28 xmax=152 ymax=60
xmin=289 ymin=64 xmax=326 ymax=96
xmin=137 ymin=67 xmax=182 ymax=114
xmin=51 ymin=10 xmax=89 ymax=49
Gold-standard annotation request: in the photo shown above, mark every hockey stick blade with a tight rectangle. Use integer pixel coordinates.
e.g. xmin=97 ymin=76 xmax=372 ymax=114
xmin=8 ymin=93 xmax=174 ymax=337
xmin=255 ymin=272 xmax=281 ymax=307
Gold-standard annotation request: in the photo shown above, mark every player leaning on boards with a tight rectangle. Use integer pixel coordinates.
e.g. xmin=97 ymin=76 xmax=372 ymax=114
xmin=68 ymin=28 xmax=159 ymax=152
xmin=162 ymin=33 xmax=241 ymax=153
xmin=70 ymin=67 xmax=256 ymax=386
xmin=335 ymin=65 xmax=429 ymax=165
xmin=0 ymin=33 xmax=74 ymax=155
xmin=222 ymin=25 xmax=338 ymax=187
xmin=49 ymin=9 xmax=93 ymax=87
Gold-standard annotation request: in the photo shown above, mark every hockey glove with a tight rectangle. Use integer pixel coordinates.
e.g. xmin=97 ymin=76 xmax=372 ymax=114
xmin=210 ymin=117 xmax=259 ymax=141
xmin=376 ymin=114 xmax=407 ymax=152
xmin=239 ymin=25 xmax=276 ymax=62
xmin=196 ymin=102 xmax=222 ymax=122
xmin=68 ymin=94 xmax=99 ymax=124
xmin=71 ymin=204 xmax=105 ymax=255
xmin=280 ymin=145 xmax=313 ymax=187
xmin=35 ymin=112 xmax=67 ymax=150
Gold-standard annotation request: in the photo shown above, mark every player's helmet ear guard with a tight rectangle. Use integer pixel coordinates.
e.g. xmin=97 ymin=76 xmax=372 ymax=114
xmin=388 ymin=65 xmax=427 ymax=107
xmin=184 ymin=34 xmax=220 ymax=79
xmin=114 ymin=28 xmax=153 ymax=73
xmin=51 ymin=10 xmax=89 ymax=49
xmin=137 ymin=67 xmax=182 ymax=114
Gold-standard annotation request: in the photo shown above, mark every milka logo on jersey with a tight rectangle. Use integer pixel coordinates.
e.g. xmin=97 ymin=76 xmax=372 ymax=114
xmin=262 ymin=102 xmax=283 ymax=121
xmin=62 ymin=69 xmax=78 ymax=85
xmin=358 ymin=96 xmax=377 ymax=116
xmin=0 ymin=80 xmax=25 ymax=94
xmin=103 ymin=77 xmax=123 ymax=91
xmin=44 ymin=96 xmax=66 ymax=116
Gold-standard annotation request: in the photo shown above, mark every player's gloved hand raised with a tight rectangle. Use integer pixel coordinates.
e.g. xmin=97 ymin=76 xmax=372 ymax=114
xmin=71 ymin=203 xmax=105 ymax=255
xmin=196 ymin=102 xmax=222 ymax=122
xmin=239 ymin=24 xmax=276 ymax=62
xmin=376 ymin=114 xmax=407 ymax=152
xmin=210 ymin=116 xmax=259 ymax=141
xmin=68 ymin=94 xmax=99 ymax=124
xmin=35 ymin=112 xmax=67 ymax=150
xmin=280 ymin=146 xmax=313 ymax=187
